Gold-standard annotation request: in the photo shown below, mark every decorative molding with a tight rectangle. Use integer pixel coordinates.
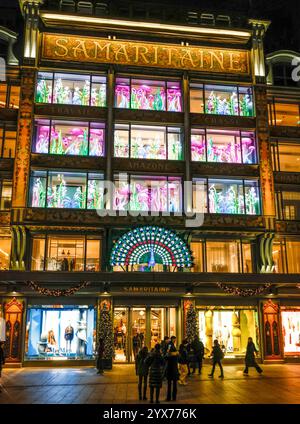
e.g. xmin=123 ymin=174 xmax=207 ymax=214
xmin=190 ymin=113 xmax=255 ymax=128
xmin=276 ymin=220 xmax=300 ymax=233
xmin=31 ymin=154 xmax=106 ymax=170
xmin=114 ymin=108 xmax=184 ymax=124
xmin=263 ymin=298 xmax=279 ymax=313
xmin=10 ymin=225 xmax=27 ymax=271
xmin=113 ymin=157 xmax=185 ymax=173
xmin=0 ymin=211 xmax=11 ymax=226
xmin=270 ymin=126 xmax=300 ymax=139
xmin=191 ymin=162 xmax=259 ymax=177
xmin=274 ymin=172 xmax=300 ymax=185
xmin=34 ymin=104 xmax=107 ymax=120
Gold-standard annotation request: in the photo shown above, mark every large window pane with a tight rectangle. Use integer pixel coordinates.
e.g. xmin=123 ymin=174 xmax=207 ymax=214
xmin=0 ymin=181 xmax=12 ymax=209
xmin=3 ymin=130 xmax=16 ymax=158
xmin=50 ymin=121 xmax=88 ymax=155
xmin=278 ymin=143 xmax=300 ymax=172
xmin=272 ymin=241 xmax=286 ymax=273
xmin=0 ymin=236 xmax=11 ymax=270
xmin=31 ymin=237 xmax=45 ymax=271
xmin=206 ymin=241 xmax=239 ymax=272
xmin=30 ymin=170 xmax=47 ymax=207
xmin=89 ymin=123 xmax=105 ymax=156
xmin=8 ymin=86 xmax=20 ymax=109
xmin=242 ymin=243 xmax=252 ymax=273
xmin=86 ymin=239 xmax=100 ymax=271
xmin=167 ymin=128 xmax=183 ymax=160
xmin=208 ymin=179 xmax=244 ymax=214
xmin=191 ymin=129 xmax=206 ymax=161
xmin=192 ymin=178 xmax=207 ymax=213
xmin=205 ymin=85 xmax=238 ymax=115
xmin=286 ymin=241 xmax=300 ymax=273
xmin=274 ymin=102 xmax=300 ymax=126
xmin=47 ymin=172 xmax=86 ymax=209
xmin=131 ymin=125 xmax=166 ymax=159
xmin=206 ymin=129 xmax=242 ymax=163
xmin=244 ymin=180 xmax=260 ymax=215
xmin=190 ymin=84 xmax=204 ymax=113
xmin=90 ymin=76 xmax=106 ymax=107
xmin=46 ymin=237 xmax=84 ymax=271
xmin=190 ymin=241 xmax=204 ymax=272
xmin=0 ymin=83 xmax=7 ymax=107
xmin=241 ymin=131 xmax=257 ymax=164
xmin=114 ymin=124 xmax=129 ymax=158
xmin=53 ymin=73 xmax=90 ymax=106
xmin=36 ymin=72 xmax=53 ymax=103
xmin=282 ymin=191 xmax=300 ymax=220
xmin=238 ymin=86 xmax=254 ymax=117
xmin=87 ymin=174 xmax=104 ymax=210
xmin=167 ymin=81 xmax=182 ymax=112
xmin=33 ymin=119 xmax=50 ymax=153
xmin=113 ymin=177 xmax=130 ymax=211
xmin=131 ymin=79 xmax=165 ymax=111
xmin=115 ymin=77 xmax=130 ymax=108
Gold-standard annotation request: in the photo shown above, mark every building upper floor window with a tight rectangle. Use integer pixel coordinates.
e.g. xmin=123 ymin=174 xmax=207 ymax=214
xmin=0 ymin=82 xmax=20 ymax=109
xmin=193 ymin=177 xmax=260 ymax=215
xmin=272 ymin=238 xmax=300 ymax=273
xmin=113 ymin=174 xmax=182 ymax=213
xmin=114 ymin=124 xmax=183 ymax=160
xmin=191 ymin=128 xmax=257 ymax=164
xmin=31 ymin=235 xmax=101 ymax=272
xmin=191 ymin=239 xmax=253 ymax=273
xmin=271 ymin=141 xmax=300 ymax=172
xmin=35 ymin=72 xmax=106 ymax=107
xmin=268 ymin=99 xmax=300 ymax=126
xmin=32 ymin=119 xmax=105 ymax=157
xmin=29 ymin=170 xmax=104 ymax=209
xmin=0 ymin=234 xmax=11 ymax=270
xmin=190 ymin=83 xmax=254 ymax=117
xmin=0 ymin=125 xmax=16 ymax=158
xmin=115 ymin=77 xmax=182 ymax=112
xmin=0 ymin=180 xmax=12 ymax=210
xmin=276 ymin=190 xmax=300 ymax=220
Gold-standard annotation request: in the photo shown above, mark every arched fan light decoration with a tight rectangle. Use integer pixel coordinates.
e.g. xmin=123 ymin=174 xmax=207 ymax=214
xmin=110 ymin=226 xmax=193 ymax=269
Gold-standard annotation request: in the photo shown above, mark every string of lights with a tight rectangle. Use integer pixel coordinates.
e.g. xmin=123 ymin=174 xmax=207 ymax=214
xmin=217 ymin=282 xmax=271 ymax=297
xmin=26 ymin=281 xmax=90 ymax=297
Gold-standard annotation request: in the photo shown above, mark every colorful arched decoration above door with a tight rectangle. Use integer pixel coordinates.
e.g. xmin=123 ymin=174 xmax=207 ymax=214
xmin=110 ymin=226 xmax=193 ymax=268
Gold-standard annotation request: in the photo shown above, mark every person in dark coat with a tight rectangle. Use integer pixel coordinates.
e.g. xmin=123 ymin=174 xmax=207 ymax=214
xmin=178 ymin=339 xmax=189 ymax=385
xmin=145 ymin=343 xmax=164 ymax=404
xmin=160 ymin=336 xmax=170 ymax=355
xmin=208 ymin=339 xmax=224 ymax=379
xmin=244 ymin=337 xmax=263 ymax=375
xmin=190 ymin=335 xmax=205 ymax=374
xmin=96 ymin=338 xmax=104 ymax=374
xmin=136 ymin=346 xmax=149 ymax=400
xmin=165 ymin=336 xmax=179 ymax=401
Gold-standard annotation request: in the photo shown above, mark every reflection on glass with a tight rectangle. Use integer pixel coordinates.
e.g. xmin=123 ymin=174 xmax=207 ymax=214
xmin=113 ymin=308 xmax=128 ymax=362
xmin=24 ymin=306 xmax=96 ymax=360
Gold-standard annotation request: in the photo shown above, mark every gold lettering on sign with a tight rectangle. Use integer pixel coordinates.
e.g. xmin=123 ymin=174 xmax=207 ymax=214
xmin=42 ymin=33 xmax=250 ymax=75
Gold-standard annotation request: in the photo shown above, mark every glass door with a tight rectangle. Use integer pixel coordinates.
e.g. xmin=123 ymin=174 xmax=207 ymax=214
xmin=131 ymin=308 xmax=146 ymax=362
xmin=113 ymin=307 xmax=128 ymax=362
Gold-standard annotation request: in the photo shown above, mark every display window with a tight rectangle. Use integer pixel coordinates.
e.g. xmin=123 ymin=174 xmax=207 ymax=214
xmin=35 ymin=72 xmax=106 ymax=107
xmin=272 ymin=238 xmax=300 ymax=273
xmin=272 ymin=142 xmax=300 ymax=172
xmin=276 ymin=190 xmax=300 ymax=220
xmin=281 ymin=309 xmax=300 ymax=355
xmin=190 ymin=83 xmax=254 ymax=117
xmin=29 ymin=170 xmax=104 ymax=209
xmin=0 ymin=126 xmax=17 ymax=158
xmin=115 ymin=77 xmax=182 ymax=112
xmin=0 ymin=234 xmax=11 ymax=270
xmin=268 ymin=100 xmax=300 ymax=126
xmin=114 ymin=124 xmax=183 ymax=161
xmin=113 ymin=174 xmax=182 ymax=213
xmin=33 ymin=119 xmax=105 ymax=157
xmin=24 ymin=305 xmax=96 ymax=360
xmin=191 ymin=129 xmax=257 ymax=164
xmin=198 ymin=307 xmax=259 ymax=357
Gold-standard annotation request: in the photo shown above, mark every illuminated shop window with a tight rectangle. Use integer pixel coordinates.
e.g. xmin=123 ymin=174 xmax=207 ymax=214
xmin=286 ymin=241 xmax=300 ymax=273
xmin=114 ymin=124 xmax=183 ymax=160
xmin=190 ymin=241 xmax=204 ymax=272
xmin=113 ymin=175 xmax=182 ymax=212
xmin=276 ymin=190 xmax=300 ymax=220
xmin=206 ymin=240 xmax=239 ymax=272
xmin=272 ymin=142 xmax=300 ymax=172
xmin=190 ymin=83 xmax=254 ymax=117
xmin=272 ymin=238 xmax=300 ymax=273
xmin=0 ymin=234 xmax=11 ymax=270
xmin=268 ymin=100 xmax=300 ymax=126
xmin=31 ymin=235 xmax=101 ymax=272
xmin=115 ymin=77 xmax=182 ymax=112
xmin=32 ymin=119 xmax=105 ymax=156
xmin=0 ymin=181 xmax=12 ymax=210
xmin=281 ymin=309 xmax=300 ymax=355
xmin=29 ymin=170 xmax=104 ymax=209
xmin=0 ymin=83 xmax=20 ymax=109
xmin=35 ymin=72 xmax=106 ymax=107
xmin=192 ymin=178 xmax=260 ymax=215
xmin=272 ymin=240 xmax=286 ymax=273
xmin=191 ymin=129 xmax=257 ymax=164
xmin=24 ymin=305 xmax=96 ymax=360
xmin=0 ymin=126 xmax=17 ymax=158
xmin=198 ymin=307 xmax=259 ymax=357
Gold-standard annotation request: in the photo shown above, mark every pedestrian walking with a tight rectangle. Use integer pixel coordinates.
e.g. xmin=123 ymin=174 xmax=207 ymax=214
xmin=244 ymin=337 xmax=263 ymax=375
xmin=145 ymin=343 xmax=164 ymax=404
xmin=178 ymin=339 xmax=189 ymax=385
xmin=96 ymin=337 xmax=104 ymax=374
xmin=190 ymin=335 xmax=205 ymax=374
xmin=208 ymin=339 xmax=224 ymax=379
xmin=136 ymin=346 xmax=149 ymax=400
xmin=0 ymin=341 xmax=5 ymax=392
xmin=165 ymin=336 xmax=179 ymax=401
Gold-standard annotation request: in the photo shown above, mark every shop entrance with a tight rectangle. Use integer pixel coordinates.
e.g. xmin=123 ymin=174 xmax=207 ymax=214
xmin=113 ymin=306 xmax=177 ymax=363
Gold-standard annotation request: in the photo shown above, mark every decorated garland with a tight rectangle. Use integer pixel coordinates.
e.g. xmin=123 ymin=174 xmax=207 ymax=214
xmin=217 ymin=282 xmax=271 ymax=297
xmin=26 ymin=281 xmax=90 ymax=297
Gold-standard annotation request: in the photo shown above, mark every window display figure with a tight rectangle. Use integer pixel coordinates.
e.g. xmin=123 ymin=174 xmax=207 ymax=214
xmin=64 ymin=321 xmax=74 ymax=355
xmin=47 ymin=329 xmax=57 ymax=353
xmin=76 ymin=319 xmax=87 ymax=358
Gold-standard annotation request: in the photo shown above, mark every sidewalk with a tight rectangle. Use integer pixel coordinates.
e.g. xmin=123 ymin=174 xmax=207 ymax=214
xmin=1 ymin=363 xmax=300 ymax=404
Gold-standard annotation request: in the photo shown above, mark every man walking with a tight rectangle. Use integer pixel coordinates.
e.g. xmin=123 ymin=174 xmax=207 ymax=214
xmin=208 ymin=339 xmax=224 ymax=379
xmin=190 ymin=335 xmax=205 ymax=374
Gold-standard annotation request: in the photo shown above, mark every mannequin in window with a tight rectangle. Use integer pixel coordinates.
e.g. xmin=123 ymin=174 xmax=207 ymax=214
xmin=47 ymin=329 xmax=57 ymax=353
xmin=64 ymin=321 xmax=74 ymax=354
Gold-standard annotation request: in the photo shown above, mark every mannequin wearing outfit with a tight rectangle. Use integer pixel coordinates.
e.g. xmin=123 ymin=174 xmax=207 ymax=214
xmin=64 ymin=322 xmax=74 ymax=354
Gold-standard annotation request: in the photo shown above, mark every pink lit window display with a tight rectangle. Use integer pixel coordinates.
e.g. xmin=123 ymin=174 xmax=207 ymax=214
xmin=191 ymin=129 xmax=206 ymax=162
xmin=89 ymin=123 xmax=105 ymax=157
xmin=34 ymin=120 xmax=50 ymax=154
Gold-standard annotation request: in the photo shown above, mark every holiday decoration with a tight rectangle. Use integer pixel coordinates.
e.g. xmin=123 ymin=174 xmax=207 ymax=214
xmin=26 ymin=281 xmax=90 ymax=296
xmin=98 ymin=303 xmax=114 ymax=361
xmin=186 ymin=305 xmax=198 ymax=343
xmin=110 ymin=226 xmax=193 ymax=269
xmin=217 ymin=282 xmax=271 ymax=297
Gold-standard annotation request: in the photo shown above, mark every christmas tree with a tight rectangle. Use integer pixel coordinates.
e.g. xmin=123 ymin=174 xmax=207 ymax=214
xmin=99 ymin=305 xmax=114 ymax=361
xmin=186 ymin=305 xmax=198 ymax=343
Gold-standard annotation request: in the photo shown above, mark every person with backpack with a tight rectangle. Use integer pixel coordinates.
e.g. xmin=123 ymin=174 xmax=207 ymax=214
xmin=244 ymin=337 xmax=263 ymax=376
xmin=136 ymin=346 xmax=149 ymax=400
xmin=145 ymin=343 xmax=164 ymax=404
xmin=178 ymin=339 xmax=189 ymax=385
xmin=208 ymin=339 xmax=224 ymax=379
xmin=190 ymin=335 xmax=205 ymax=374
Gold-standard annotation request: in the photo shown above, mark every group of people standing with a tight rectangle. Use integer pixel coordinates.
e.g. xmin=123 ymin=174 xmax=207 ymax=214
xmin=134 ymin=335 xmax=263 ymax=403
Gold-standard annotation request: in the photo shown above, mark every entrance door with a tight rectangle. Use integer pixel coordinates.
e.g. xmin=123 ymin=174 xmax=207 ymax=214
xmin=131 ymin=308 xmax=146 ymax=362
xmin=113 ymin=307 xmax=128 ymax=362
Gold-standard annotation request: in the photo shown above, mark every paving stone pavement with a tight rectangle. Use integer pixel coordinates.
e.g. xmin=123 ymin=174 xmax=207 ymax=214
xmin=1 ymin=364 xmax=300 ymax=404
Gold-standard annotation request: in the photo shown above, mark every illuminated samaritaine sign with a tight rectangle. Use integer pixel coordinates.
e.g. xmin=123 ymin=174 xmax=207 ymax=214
xmin=41 ymin=33 xmax=250 ymax=75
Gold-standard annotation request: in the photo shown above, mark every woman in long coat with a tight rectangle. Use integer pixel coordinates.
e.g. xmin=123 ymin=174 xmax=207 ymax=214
xmin=244 ymin=337 xmax=263 ymax=375
xmin=145 ymin=343 xmax=164 ymax=404
xmin=136 ymin=346 xmax=149 ymax=400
